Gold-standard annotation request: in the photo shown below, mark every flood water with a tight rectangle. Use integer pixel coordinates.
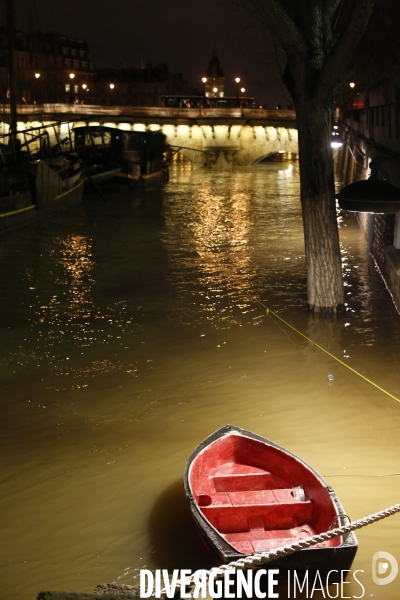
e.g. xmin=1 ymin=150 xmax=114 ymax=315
xmin=1 ymin=162 xmax=400 ymax=600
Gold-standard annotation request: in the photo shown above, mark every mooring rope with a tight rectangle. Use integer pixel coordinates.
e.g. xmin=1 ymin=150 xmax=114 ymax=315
xmin=156 ymin=503 xmax=400 ymax=597
xmin=96 ymin=503 xmax=400 ymax=597
xmin=254 ymin=299 xmax=400 ymax=404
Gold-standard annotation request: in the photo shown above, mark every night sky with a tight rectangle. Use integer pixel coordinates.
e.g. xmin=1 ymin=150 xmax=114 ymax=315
xmin=9 ymin=0 xmax=290 ymax=107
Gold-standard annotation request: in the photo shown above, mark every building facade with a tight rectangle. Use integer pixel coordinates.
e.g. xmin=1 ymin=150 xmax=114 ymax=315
xmin=0 ymin=29 xmax=95 ymax=105
xmin=0 ymin=28 xmax=195 ymax=107
xmin=94 ymin=63 xmax=195 ymax=107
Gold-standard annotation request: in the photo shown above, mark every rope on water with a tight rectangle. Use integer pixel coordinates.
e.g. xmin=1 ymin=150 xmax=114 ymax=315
xmin=254 ymin=299 xmax=400 ymax=404
xmin=157 ymin=503 xmax=400 ymax=596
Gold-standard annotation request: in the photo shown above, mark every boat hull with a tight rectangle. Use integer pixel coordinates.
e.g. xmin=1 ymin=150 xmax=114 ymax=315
xmin=115 ymin=169 xmax=167 ymax=188
xmin=1 ymin=162 xmax=84 ymax=233
xmin=0 ymin=190 xmax=38 ymax=232
xmin=183 ymin=425 xmax=357 ymax=579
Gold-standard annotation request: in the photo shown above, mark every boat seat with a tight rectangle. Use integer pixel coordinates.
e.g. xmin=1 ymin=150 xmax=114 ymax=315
xmin=228 ymin=490 xmax=278 ymax=505
xmin=199 ymin=488 xmax=304 ymax=507
xmin=273 ymin=489 xmax=304 ymax=504
xmin=212 ymin=472 xmax=274 ymax=492
xmin=201 ymin=500 xmax=313 ymax=533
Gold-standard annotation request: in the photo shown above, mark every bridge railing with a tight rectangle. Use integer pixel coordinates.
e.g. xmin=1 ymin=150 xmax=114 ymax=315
xmin=1 ymin=104 xmax=296 ymax=123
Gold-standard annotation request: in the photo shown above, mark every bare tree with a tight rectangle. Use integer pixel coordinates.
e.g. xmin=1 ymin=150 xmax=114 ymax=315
xmin=239 ymin=0 xmax=375 ymax=313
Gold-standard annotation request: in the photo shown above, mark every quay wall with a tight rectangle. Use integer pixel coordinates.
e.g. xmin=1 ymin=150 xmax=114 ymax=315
xmin=339 ymin=77 xmax=400 ymax=311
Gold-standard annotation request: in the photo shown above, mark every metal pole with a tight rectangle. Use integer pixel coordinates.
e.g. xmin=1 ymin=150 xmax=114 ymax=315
xmin=6 ymin=0 xmax=18 ymax=160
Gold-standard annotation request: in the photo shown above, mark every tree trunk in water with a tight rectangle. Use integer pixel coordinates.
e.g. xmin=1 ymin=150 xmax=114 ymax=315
xmin=295 ymin=95 xmax=345 ymax=314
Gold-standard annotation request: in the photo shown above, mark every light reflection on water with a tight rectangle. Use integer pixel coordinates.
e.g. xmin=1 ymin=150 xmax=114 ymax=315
xmin=162 ymin=165 xmax=305 ymax=329
xmin=0 ymin=163 xmax=400 ymax=600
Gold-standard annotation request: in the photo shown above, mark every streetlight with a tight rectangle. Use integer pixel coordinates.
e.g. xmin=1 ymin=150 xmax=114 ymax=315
xmin=33 ymin=72 xmax=41 ymax=103
xmin=349 ymin=82 xmax=355 ymax=88
xmin=82 ymin=83 xmax=87 ymax=90
xmin=213 ymin=86 xmax=218 ymax=97
xmin=235 ymin=77 xmax=241 ymax=105
xmin=239 ymin=87 xmax=246 ymax=107
xmin=69 ymin=73 xmax=75 ymax=79
xmin=331 ymin=132 xmax=345 ymax=148
xmin=110 ymin=83 xmax=115 ymax=89
xmin=202 ymin=77 xmax=207 ymax=106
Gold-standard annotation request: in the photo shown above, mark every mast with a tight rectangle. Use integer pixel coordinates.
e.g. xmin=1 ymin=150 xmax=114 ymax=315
xmin=6 ymin=0 xmax=17 ymax=160
xmin=28 ymin=0 xmax=33 ymax=35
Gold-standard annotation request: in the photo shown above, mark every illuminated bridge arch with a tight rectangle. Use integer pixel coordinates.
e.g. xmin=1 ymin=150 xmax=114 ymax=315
xmin=13 ymin=105 xmax=299 ymax=168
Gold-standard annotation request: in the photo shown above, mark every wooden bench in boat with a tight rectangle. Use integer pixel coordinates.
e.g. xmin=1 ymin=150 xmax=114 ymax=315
xmin=198 ymin=488 xmax=305 ymax=506
xmin=200 ymin=494 xmax=313 ymax=531
xmin=195 ymin=470 xmax=339 ymax=552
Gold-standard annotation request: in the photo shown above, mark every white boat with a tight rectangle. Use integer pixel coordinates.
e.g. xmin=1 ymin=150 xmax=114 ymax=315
xmin=1 ymin=152 xmax=84 ymax=233
xmin=0 ymin=0 xmax=84 ymax=233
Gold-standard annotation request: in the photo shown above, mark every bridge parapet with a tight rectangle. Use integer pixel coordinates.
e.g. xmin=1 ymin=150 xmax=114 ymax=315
xmin=1 ymin=104 xmax=298 ymax=167
xmin=2 ymin=103 xmax=296 ymax=126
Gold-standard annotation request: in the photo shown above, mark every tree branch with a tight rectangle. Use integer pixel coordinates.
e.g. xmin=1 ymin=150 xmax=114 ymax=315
xmin=319 ymin=0 xmax=375 ymax=88
xmin=243 ymin=0 xmax=307 ymax=53
xmin=272 ymin=36 xmax=285 ymax=77
xmin=322 ymin=0 xmax=343 ymax=19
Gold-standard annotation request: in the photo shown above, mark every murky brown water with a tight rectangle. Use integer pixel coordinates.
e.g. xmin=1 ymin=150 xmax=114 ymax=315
xmin=1 ymin=162 xmax=400 ymax=599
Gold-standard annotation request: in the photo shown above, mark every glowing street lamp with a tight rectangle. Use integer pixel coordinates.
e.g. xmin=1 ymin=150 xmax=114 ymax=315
xmin=202 ymin=77 xmax=207 ymax=104
xmin=69 ymin=73 xmax=75 ymax=79
xmin=109 ymin=83 xmax=115 ymax=90
xmin=235 ymin=77 xmax=241 ymax=106
xmin=82 ymin=83 xmax=87 ymax=90
xmin=331 ymin=132 xmax=345 ymax=148
xmin=349 ymin=82 xmax=355 ymax=88
xmin=33 ymin=73 xmax=41 ymax=104
xmin=213 ymin=86 xmax=218 ymax=97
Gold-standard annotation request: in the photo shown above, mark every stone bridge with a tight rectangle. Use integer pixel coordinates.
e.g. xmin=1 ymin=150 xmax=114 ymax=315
xmin=4 ymin=104 xmax=298 ymax=167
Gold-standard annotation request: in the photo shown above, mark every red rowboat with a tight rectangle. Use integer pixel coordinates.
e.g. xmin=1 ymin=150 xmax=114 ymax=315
xmin=183 ymin=425 xmax=357 ymax=577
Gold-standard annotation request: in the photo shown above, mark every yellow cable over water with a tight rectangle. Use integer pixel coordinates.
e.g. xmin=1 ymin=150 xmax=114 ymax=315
xmin=255 ymin=299 xmax=400 ymax=404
